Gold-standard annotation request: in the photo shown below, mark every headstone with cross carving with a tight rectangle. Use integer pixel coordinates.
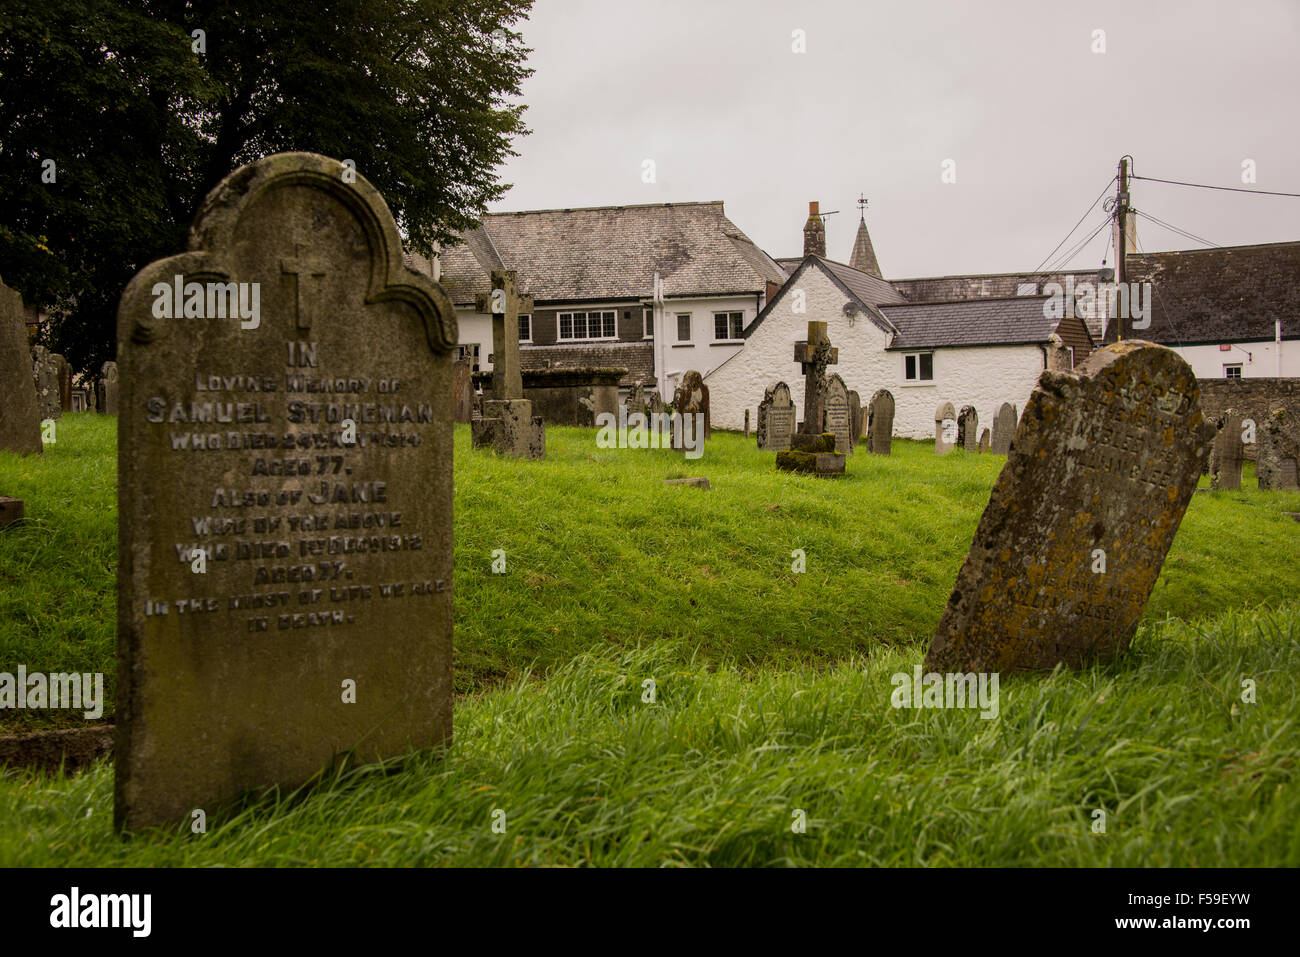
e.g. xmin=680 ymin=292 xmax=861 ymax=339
xmin=470 ymin=269 xmax=544 ymax=458
xmin=114 ymin=152 xmax=458 ymax=832
xmin=777 ymin=321 xmax=845 ymax=475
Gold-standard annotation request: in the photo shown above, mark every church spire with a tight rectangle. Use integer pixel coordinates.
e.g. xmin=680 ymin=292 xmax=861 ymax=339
xmin=849 ymin=194 xmax=882 ymax=279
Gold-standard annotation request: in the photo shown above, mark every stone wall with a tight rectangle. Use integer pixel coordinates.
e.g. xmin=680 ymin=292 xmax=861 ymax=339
xmin=1196 ymin=377 xmax=1300 ymax=461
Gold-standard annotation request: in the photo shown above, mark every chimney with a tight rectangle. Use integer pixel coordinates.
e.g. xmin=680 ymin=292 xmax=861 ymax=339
xmin=803 ymin=201 xmax=826 ymax=258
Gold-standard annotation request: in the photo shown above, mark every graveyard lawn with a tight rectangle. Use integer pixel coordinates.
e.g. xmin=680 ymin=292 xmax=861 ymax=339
xmin=1 ymin=603 xmax=1299 ymax=865
xmin=2 ymin=416 xmax=1300 ymax=735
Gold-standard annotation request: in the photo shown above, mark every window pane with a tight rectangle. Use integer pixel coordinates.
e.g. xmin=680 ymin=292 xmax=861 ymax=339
xmin=730 ymin=313 xmax=743 ymax=338
xmin=575 ymin=314 xmax=588 ymax=338
xmin=603 ymin=312 xmax=616 ymax=338
xmin=920 ymin=353 xmax=933 ymax=380
xmin=518 ymin=315 xmax=530 ymax=341
xmin=644 ymin=309 xmax=653 ymax=336
xmin=714 ymin=315 xmax=726 ymax=339
xmin=559 ymin=314 xmax=572 ymax=339
xmin=905 ymin=355 xmax=916 ymax=380
xmin=678 ymin=314 xmax=690 ymax=341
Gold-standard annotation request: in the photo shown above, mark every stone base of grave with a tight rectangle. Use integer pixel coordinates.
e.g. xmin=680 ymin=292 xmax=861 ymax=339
xmin=0 ymin=497 xmax=23 ymax=528
xmin=664 ymin=477 xmax=710 ymax=489
xmin=777 ymin=434 xmax=845 ymax=476
xmin=471 ymin=399 xmax=545 ymax=459
xmin=790 ymin=432 xmax=835 ymax=453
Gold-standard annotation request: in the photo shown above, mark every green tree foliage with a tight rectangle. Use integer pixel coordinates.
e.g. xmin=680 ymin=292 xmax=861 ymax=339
xmin=0 ymin=0 xmax=532 ymax=372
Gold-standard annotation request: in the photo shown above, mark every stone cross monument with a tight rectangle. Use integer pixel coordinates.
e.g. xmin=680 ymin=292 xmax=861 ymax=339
xmin=471 ymin=269 xmax=544 ymax=458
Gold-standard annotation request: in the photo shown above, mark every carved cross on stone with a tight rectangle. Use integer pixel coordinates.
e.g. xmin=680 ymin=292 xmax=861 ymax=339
xmin=475 ymin=269 xmax=533 ymax=401
xmin=280 ymin=243 xmax=328 ymax=330
xmin=793 ymin=321 xmax=837 ymax=435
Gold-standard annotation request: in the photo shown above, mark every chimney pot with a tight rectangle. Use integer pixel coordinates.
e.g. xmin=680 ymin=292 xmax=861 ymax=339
xmin=809 ymin=201 xmax=819 ymax=216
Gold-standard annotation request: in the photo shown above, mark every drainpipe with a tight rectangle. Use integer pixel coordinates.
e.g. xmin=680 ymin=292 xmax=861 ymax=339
xmin=1278 ymin=318 xmax=1284 ymax=377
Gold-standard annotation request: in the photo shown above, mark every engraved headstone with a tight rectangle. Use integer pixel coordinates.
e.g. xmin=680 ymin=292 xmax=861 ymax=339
xmin=672 ymin=369 xmax=709 ymax=449
xmin=1257 ymin=409 xmax=1299 ymax=490
xmin=115 ymin=152 xmax=457 ymax=832
xmin=96 ymin=361 xmax=120 ymax=416
xmin=925 ymin=342 xmax=1215 ymax=674
xmin=934 ymin=401 xmax=956 ymax=455
xmin=823 ymin=373 xmax=852 ymax=455
xmin=991 ymin=402 xmax=1017 ymax=455
xmin=54 ymin=353 xmax=73 ymax=412
xmin=957 ymin=405 xmax=978 ymax=452
xmin=452 ymin=357 xmax=473 ymax=424
xmin=0 ymin=280 xmax=43 ymax=455
xmin=867 ymin=389 xmax=894 ymax=455
xmin=1209 ymin=410 xmax=1244 ymax=491
xmin=848 ymin=389 xmax=863 ymax=444
xmin=32 ymin=345 xmax=61 ymax=421
xmin=471 ymin=270 xmax=544 ymax=458
xmin=757 ymin=381 xmax=795 ymax=452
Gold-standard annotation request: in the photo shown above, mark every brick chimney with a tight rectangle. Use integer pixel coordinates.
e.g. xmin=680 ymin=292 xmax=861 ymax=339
xmin=803 ymin=201 xmax=826 ymax=258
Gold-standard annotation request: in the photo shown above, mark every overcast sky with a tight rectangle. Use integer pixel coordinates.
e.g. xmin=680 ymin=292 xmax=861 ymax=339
xmin=492 ymin=0 xmax=1299 ymax=279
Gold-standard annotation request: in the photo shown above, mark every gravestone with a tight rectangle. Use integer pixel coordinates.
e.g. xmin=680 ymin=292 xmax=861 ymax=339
xmin=672 ymin=370 xmax=709 ymax=450
xmin=0 ymin=280 xmax=43 ymax=455
xmin=97 ymin=361 xmax=120 ymax=415
xmin=1209 ymin=410 xmax=1244 ymax=491
xmin=115 ymin=152 xmax=457 ymax=832
xmin=925 ymin=341 xmax=1215 ymax=674
xmin=32 ymin=345 xmax=61 ymax=421
xmin=626 ymin=382 xmax=644 ymax=417
xmin=744 ymin=409 xmax=750 ymax=439
xmin=991 ymin=402 xmax=1017 ymax=455
xmin=648 ymin=390 xmax=663 ymax=417
xmin=778 ymin=322 xmax=845 ymax=475
xmin=71 ymin=390 xmax=88 ymax=412
xmin=757 ymin=381 xmax=795 ymax=451
xmin=1257 ymin=409 xmax=1299 ymax=490
xmin=54 ymin=354 xmax=73 ymax=412
xmin=0 ymin=496 xmax=23 ymax=528
xmin=957 ymin=405 xmax=978 ymax=452
xmin=452 ymin=358 xmax=474 ymax=424
xmin=471 ymin=271 xmax=544 ymax=457
xmin=977 ymin=428 xmax=990 ymax=453
xmin=867 ymin=389 xmax=894 ymax=455
xmin=934 ymin=401 xmax=956 ymax=455
xmin=823 ymin=373 xmax=852 ymax=455
xmin=848 ymin=389 xmax=863 ymax=444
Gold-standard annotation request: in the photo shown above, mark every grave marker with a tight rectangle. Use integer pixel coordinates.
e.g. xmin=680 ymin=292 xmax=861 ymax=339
xmin=1209 ymin=410 xmax=1244 ymax=491
xmin=823 ymin=373 xmax=852 ymax=455
xmin=779 ymin=322 xmax=845 ymax=476
xmin=991 ymin=403 xmax=1017 ymax=455
xmin=867 ymin=389 xmax=894 ymax=455
xmin=0 ymin=280 xmax=43 ymax=455
xmin=1258 ymin=409 xmax=1299 ymax=490
xmin=672 ymin=370 xmax=709 ymax=450
xmin=471 ymin=270 xmax=544 ymax=457
xmin=957 ymin=405 xmax=978 ymax=452
xmin=934 ymin=401 xmax=956 ymax=455
xmin=848 ymin=389 xmax=863 ymax=444
xmin=757 ymin=381 xmax=795 ymax=451
xmin=32 ymin=345 xmax=61 ymax=421
xmin=452 ymin=357 xmax=473 ymax=424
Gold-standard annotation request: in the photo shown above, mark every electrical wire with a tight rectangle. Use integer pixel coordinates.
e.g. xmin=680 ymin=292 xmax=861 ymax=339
xmin=1031 ymin=176 xmax=1117 ymax=273
xmin=1133 ymin=174 xmax=1300 ymax=199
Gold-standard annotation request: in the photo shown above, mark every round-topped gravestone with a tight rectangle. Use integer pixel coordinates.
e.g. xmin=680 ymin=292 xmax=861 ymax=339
xmin=934 ymin=401 xmax=956 ymax=455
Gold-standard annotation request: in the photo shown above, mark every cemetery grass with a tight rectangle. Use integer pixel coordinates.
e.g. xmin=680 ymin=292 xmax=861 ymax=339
xmin=2 ymin=416 xmax=1299 ymax=732
xmin=2 ymin=602 xmax=1299 ymax=866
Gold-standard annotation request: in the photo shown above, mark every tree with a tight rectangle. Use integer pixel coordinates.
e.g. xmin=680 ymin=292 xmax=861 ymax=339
xmin=0 ymin=0 xmax=533 ymax=373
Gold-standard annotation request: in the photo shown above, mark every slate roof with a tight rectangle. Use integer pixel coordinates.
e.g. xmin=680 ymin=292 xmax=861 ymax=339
xmin=880 ymin=296 xmax=1061 ymax=350
xmin=410 ymin=202 xmax=787 ymax=306
xmin=1104 ymin=241 xmax=1300 ymax=345
xmin=772 ymin=256 xmax=908 ymax=307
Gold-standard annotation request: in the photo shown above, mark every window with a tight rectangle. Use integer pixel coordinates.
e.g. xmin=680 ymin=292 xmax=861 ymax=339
xmin=676 ymin=313 xmax=692 ymax=342
xmin=643 ymin=308 xmax=654 ymax=339
xmin=904 ymin=352 xmax=934 ymax=381
xmin=1224 ymin=364 xmax=1243 ymax=379
xmin=557 ymin=310 xmax=617 ymax=341
xmin=456 ymin=343 xmax=481 ymax=372
xmin=518 ymin=314 xmax=531 ymax=343
xmin=714 ymin=311 xmax=744 ymax=340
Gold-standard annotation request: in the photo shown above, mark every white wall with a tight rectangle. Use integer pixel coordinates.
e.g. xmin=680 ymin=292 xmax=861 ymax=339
xmin=1170 ymin=339 xmax=1300 ymax=379
xmin=455 ymin=309 xmax=492 ymax=369
xmin=656 ymin=294 xmax=758 ymax=396
xmin=704 ymin=263 xmax=1050 ymax=440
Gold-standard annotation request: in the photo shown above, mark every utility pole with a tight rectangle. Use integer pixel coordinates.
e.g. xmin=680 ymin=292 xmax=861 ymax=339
xmin=1115 ymin=156 xmax=1130 ymax=340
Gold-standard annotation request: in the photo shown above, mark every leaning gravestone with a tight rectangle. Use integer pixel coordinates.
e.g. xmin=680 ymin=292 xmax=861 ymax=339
xmin=0 ymin=280 xmax=43 ymax=455
xmin=1257 ymin=409 xmax=1299 ymax=490
xmin=757 ymin=381 xmax=795 ymax=451
xmin=452 ymin=357 xmax=473 ymax=424
xmin=977 ymin=428 xmax=990 ymax=453
xmin=115 ymin=152 xmax=457 ymax=832
xmin=848 ymin=389 xmax=863 ymax=444
xmin=823 ymin=373 xmax=852 ymax=454
xmin=867 ymin=389 xmax=894 ymax=455
xmin=672 ymin=370 xmax=710 ymax=449
xmin=957 ymin=405 xmax=978 ymax=452
xmin=32 ymin=345 xmax=61 ymax=421
xmin=97 ymin=361 xmax=119 ymax=415
xmin=1209 ymin=410 xmax=1244 ymax=491
xmin=991 ymin=402 xmax=1017 ymax=455
xmin=934 ymin=401 xmax=956 ymax=455
xmin=925 ymin=342 xmax=1215 ymax=674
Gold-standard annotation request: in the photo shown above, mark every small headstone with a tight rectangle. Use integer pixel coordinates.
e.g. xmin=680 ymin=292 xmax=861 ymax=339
xmin=990 ymin=402 xmax=1017 ymax=455
xmin=672 ymin=370 xmax=709 ymax=450
xmin=757 ymin=381 xmax=795 ymax=451
xmin=627 ymin=382 xmax=645 ymax=417
xmin=97 ymin=361 xmax=120 ymax=415
xmin=647 ymin=391 xmax=663 ymax=417
xmin=867 ymin=389 xmax=894 ymax=455
xmin=925 ymin=342 xmax=1215 ymax=674
xmin=32 ymin=345 xmax=61 ymax=421
xmin=115 ymin=152 xmax=458 ymax=832
xmin=664 ymin=477 xmax=710 ymax=490
xmin=744 ymin=408 xmax=750 ymax=439
xmin=71 ymin=390 xmax=88 ymax=412
xmin=848 ymin=389 xmax=863 ymax=444
xmin=0 ymin=280 xmax=43 ymax=455
xmin=977 ymin=428 xmax=990 ymax=453
xmin=0 ymin=496 xmax=23 ymax=528
xmin=452 ymin=358 xmax=473 ymax=424
xmin=54 ymin=354 xmax=73 ymax=412
xmin=1257 ymin=409 xmax=1299 ymax=490
xmin=823 ymin=373 xmax=852 ymax=455
xmin=934 ymin=401 xmax=956 ymax=455
xmin=1209 ymin=410 xmax=1244 ymax=491
xmin=957 ymin=405 xmax=978 ymax=452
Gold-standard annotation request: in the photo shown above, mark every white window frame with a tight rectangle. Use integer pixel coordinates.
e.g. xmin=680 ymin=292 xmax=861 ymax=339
xmin=518 ymin=313 xmax=532 ymax=344
xmin=904 ymin=351 xmax=935 ymax=382
xmin=713 ymin=311 xmax=744 ymax=341
xmin=1224 ymin=363 xmax=1243 ymax=379
xmin=557 ymin=310 xmax=618 ymax=342
xmin=643 ymin=308 xmax=654 ymax=339
xmin=676 ymin=313 xmax=692 ymax=342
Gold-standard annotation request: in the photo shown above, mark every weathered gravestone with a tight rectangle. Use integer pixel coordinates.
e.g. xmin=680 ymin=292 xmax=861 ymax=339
xmin=990 ymin=402 xmax=1017 ymax=455
xmin=1209 ymin=410 xmax=1244 ymax=491
xmin=934 ymin=401 xmax=956 ymax=455
xmin=823 ymin=373 xmax=852 ymax=455
xmin=452 ymin=357 xmax=474 ymax=424
xmin=925 ymin=341 xmax=1215 ymax=674
xmin=1257 ymin=409 xmax=1299 ymax=490
xmin=777 ymin=322 xmax=845 ymax=476
xmin=0 ymin=279 xmax=43 ymax=455
xmin=977 ymin=428 xmax=990 ymax=453
xmin=672 ymin=370 xmax=709 ymax=450
xmin=867 ymin=389 xmax=894 ymax=455
xmin=54 ymin=354 xmax=73 ymax=412
xmin=115 ymin=152 xmax=457 ymax=832
xmin=757 ymin=381 xmax=795 ymax=451
xmin=626 ymin=381 xmax=644 ymax=417
xmin=848 ymin=389 xmax=863 ymax=444
xmin=96 ymin=361 xmax=120 ymax=415
xmin=32 ymin=345 xmax=61 ymax=421
xmin=957 ymin=405 xmax=978 ymax=452
xmin=471 ymin=270 xmax=544 ymax=457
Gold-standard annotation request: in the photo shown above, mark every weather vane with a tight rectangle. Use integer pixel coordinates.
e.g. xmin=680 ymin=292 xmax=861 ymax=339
xmin=857 ymin=194 xmax=869 ymax=218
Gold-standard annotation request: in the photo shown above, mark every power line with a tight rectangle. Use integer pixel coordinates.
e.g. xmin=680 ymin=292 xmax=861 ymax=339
xmin=1031 ymin=176 xmax=1116 ymax=273
xmin=1133 ymin=209 xmax=1221 ymax=249
xmin=1044 ymin=215 xmax=1112 ymax=273
xmin=1133 ymin=174 xmax=1300 ymax=198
